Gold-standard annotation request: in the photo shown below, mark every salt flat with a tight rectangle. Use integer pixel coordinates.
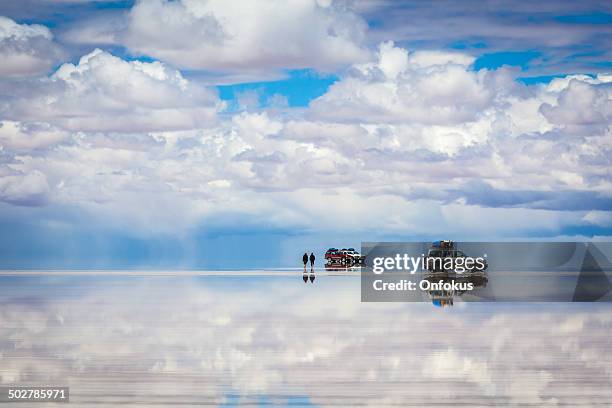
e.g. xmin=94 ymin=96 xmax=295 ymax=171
xmin=0 ymin=273 xmax=611 ymax=407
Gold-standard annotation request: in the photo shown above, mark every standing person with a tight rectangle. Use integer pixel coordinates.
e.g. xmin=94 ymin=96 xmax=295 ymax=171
xmin=302 ymin=252 xmax=308 ymax=270
xmin=309 ymin=252 xmax=315 ymax=271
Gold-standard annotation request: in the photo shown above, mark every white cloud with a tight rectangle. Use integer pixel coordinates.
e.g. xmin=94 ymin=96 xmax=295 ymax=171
xmin=0 ymin=121 xmax=67 ymax=151
xmin=96 ymin=0 xmax=371 ymax=79
xmin=0 ymin=16 xmax=62 ymax=77
xmin=583 ymin=211 xmax=612 ymax=227
xmin=540 ymin=77 xmax=611 ymax=125
xmin=0 ymin=42 xmax=610 ymax=238
xmin=4 ymin=49 xmax=222 ymax=132
xmin=309 ymin=42 xmax=510 ymax=125
xmin=304 ymin=42 xmax=611 ymax=207
xmin=0 ymin=168 xmax=49 ymax=206
xmin=0 ymin=16 xmax=51 ymax=39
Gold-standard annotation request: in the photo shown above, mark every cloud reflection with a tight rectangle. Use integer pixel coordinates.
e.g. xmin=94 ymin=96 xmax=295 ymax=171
xmin=0 ymin=275 xmax=611 ymax=406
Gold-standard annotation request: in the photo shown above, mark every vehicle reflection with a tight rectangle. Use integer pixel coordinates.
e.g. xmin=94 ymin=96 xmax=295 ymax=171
xmin=421 ymin=270 xmax=488 ymax=307
xmin=324 ymin=264 xmax=362 ymax=272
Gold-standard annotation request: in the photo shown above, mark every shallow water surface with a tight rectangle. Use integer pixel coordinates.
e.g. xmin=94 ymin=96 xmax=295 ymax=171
xmin=1 ymin=271 xmax=611 ymax=406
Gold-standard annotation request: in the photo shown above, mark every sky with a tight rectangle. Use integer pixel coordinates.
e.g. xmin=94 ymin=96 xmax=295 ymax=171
xmin=0 ymin=0 xmax=611 ymax=269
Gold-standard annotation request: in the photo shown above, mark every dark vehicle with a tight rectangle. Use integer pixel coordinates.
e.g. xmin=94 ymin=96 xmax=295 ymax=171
xmin=325 ymin=247 xmax=365 ymax=267
xmin=426 ymin=240 xmax=487 ymax=273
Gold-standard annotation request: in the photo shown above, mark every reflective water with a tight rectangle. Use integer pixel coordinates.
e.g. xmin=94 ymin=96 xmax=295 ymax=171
xmin=1 ymin=271 xmax=612 ymax=406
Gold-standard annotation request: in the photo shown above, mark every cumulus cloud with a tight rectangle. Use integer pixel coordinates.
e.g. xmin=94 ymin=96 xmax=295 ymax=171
xmin=540 ymin=76 xmax=612 ymax=125
xmin=309 ymin=42 xmax=511 ymax=125
xmin=0 ymin=41 xmax=610 ymax=236
xmin=301 ymin=43 xmax=611 ymax=213
xmin=0 ymin=16 xmax=62 ymax=77
xmin=2 ymin=49 xmax=222 ymax=132
xmin=64 ymin=0 xmax=370 ymax=80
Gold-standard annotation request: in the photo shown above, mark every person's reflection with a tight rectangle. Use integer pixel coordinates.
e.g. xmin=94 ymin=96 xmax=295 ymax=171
xmin=302 ymin=271 xmax=316 ymax=283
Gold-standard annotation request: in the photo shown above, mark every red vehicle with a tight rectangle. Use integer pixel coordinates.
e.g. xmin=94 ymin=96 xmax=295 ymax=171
xmin=325 ymin=247 xmax=365 ymax=266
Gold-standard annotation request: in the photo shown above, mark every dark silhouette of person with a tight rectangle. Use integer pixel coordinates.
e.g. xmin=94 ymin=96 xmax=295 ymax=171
xmin=309 ymin=252 xmax=315 ymax=270
xmin=302 ymin=252 xmax=308 ymax=270
xmin=303 ymin=273 xmax=308 ymax=283
xmin=309 ymin=273 xmax=315 ymax=283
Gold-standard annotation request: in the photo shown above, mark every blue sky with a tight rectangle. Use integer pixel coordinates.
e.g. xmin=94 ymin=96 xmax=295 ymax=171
xmin=0 ymin=1 xmax=610 ymax=268
xmin=217 ymin=69 xmax=338 ymax=109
